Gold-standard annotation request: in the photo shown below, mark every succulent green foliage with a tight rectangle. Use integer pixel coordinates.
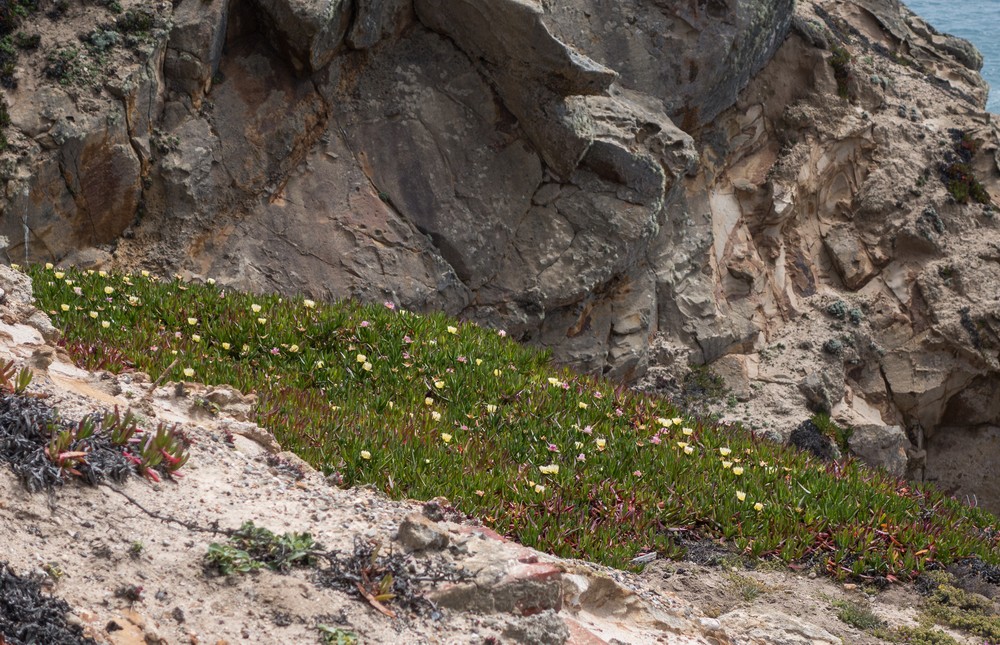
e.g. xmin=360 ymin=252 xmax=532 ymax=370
xmin=26 ymin=264 xmax=1000 ymax=579
xmin=941 ymin=130 xmax=992 ymax=205
xmin=205 ymin=521 xmax=321 ymax=575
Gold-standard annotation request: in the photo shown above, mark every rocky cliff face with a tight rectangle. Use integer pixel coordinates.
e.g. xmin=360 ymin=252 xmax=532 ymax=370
xmin=1 ymin=0 xmax=999 ymax=504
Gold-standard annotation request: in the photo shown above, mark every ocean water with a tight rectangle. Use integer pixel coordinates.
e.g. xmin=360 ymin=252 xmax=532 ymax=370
xmin=904 ymin=0 xmax=1000 ymax=112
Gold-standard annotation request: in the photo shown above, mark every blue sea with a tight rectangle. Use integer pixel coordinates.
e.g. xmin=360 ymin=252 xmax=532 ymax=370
xmin=904 ymin=0 xmax=1000 ymax=112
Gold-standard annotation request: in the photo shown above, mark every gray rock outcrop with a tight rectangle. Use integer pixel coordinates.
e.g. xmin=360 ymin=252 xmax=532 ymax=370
xmin=1 ymin=0 xmax=999 ymax=503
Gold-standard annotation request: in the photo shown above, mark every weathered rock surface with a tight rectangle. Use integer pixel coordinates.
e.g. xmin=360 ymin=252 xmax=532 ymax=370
xmin=1 ymin=0 xmax=1000 ymax=505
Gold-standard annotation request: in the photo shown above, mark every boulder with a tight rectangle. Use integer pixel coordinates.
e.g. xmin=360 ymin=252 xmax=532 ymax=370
xmin=848 ymin=424 xmax=910 ymax=478
xmin=250 ymin=0 xmax=352 ymax=72
xmin=396 ymin=513 xmax=450 ymax=552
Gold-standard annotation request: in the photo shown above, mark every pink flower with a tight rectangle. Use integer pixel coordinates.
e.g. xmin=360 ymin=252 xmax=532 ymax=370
xmin=403 ymin=335 xmax=413 ymax=344
xmin=498 ymin=330 xmax=507 ymax=337
xmin=615 ymin=408 xmax=624 ymax=417
xmin=150 ymin=346 xmax=159 ymax=352
xmin=457 ymin=356 xmax=467 ymax=363
xmin=633 ymin=470 xmax=642 ymax=477
xmin=577 ymin=453 xmax=586 ymax=462
xmin=270 ymin=347 xmax=280 ymax=355
xmin=384 ymin=301 xmax=395 ymax=310
xmin=402 ymin=352 xmax=410 ymax=359
xmin=650 ymin=435 xmax=661 ymax=445
xmin=594 ymin=392 xmax=603 ymax=399
xmin=360 ymin=320 xmax=370 ymax=327
xmin=547 ymin=443 xmax=559 ymax=452
xmin=581 ymin=425 xmax=593 ymax=435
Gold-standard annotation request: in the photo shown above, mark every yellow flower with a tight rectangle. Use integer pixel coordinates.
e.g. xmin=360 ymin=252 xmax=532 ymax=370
xmin=356 ymin=353 xmax=367 ymax=363
xmin=222 ymin=342 xmax=231 ymax=350
xmin=493 ymin=369 xmax=502 ymax=377
xmin=719 ymin=447 xmax=732 ymax=456
xmin=98 ymin=270 xmax=108 ymax=277
xmin=104 ymin=286 xmax=114 ymax=295
xmin=64 ymin=279 xmax=73 ymax=285
xmin=684 ymin=445 xmax=694 ymax=455
xmin=656 ymin=417 xmax=672 ymax=427
xmin=447 ymin=325 xmax=458 ymax=334
xmin=486 ymin=404 xmax=498 ymax=413
xmin=475 ymin=358 xmax=483 ymax=366
xmin=242 ymin=344 xmax=250 ymax=352
xmin=574 ymin=441 xmax=583 ymax=449
xmin=534 ymin=484 xmax=545 ymax=494
xmin=682 ymin=427 xmax=694 ymax=436
xmin=440 ymin=432 xmax=452 ymax=443
xmin=187 ymin=317 xmax=197 ymax=325
xmin=183 ymin=367 xmax=194 ymax=378
xmin=434 ymin=380 xmax=445 ymax=389
xmin=595 ymin=438 xmax=606 ymax=451
xmin=547 ymin=377 xmax=561 ymax=386
xmin=676 ymin=441 xmax=689 ymax=449
xmin=9 ymin=263 xmax=19 ymax=270
xmin=60 ymin=304 xmax=70 ymax=312
xmin=475 ymin=490 xmax=485 ymax=497
xmin=539 ymin=464 xmax=559 ymax=475
xmin=101 ymin=321 xmax=110 ymax=329
xmin=672 ymin=417 xmax=683 ymax=425
xmin=425 ymin=397 xmax=434 ymax=406
xmin=431 ymin=411 xmax=442 ymax=421
xmin=191 ymin=334 xmax=201 ymax=342
xmin=141 ymin=270 xmax=150 ymax=277
xmin=54 ymin=271 xmax=64 ymax=279
xmin=754 ymin=502 xmax=764 ymax=512
xmin=207 ymin=278 xmax=216 ymax=285
xmin=251 ymin=304 xmax=262 ymax=313
xmin=288 ymin=344 xmax=299 ymax=353
xmin=732 ymin=466 xmax=744 ymax=476
xmin=257 ymin=317 xmax=267 ymax=325
xmin=736 ymin=491 xmax=747 ymax=501
xmin=578 ymin=402 xmax=588 ymax=409
xmin=128 ymin=296 xmax=139 ymax=305
xmin=44 ymin=263 xmax=53 ymax=270
xmin=722 ymin=460 xmax=733 ymax=469
xmin=362 ymin=361 xmax=373 ymax=372
xmin=360 ymin=450 xmax=372 ymax=460
xmin=89 ymin=311 xmax=98 ymax=319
